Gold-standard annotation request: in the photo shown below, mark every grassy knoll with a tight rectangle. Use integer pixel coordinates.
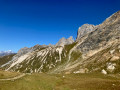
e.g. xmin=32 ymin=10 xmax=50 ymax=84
xmin=0 ymin=73 xmax=120 ymax=90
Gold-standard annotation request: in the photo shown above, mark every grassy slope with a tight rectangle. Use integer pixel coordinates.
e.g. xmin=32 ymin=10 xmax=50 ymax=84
xmin=0 ymin=70 xmax=21 ymax=79
xmin=0 ymin=73 xmax=120 ymax=90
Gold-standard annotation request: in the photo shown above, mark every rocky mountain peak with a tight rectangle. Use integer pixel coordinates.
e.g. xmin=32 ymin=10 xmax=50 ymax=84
xmin=48 ymin=43 xmax=54 ymax=47
xmin=17 ymin=47 xmax=30 ymax=57
xmin=76 ymin=24 xmax=96 ymax=41
xmin=12 ymin=44 xmax=48 ymax=61
xmin=67 ymin=36 xmax=74 ymax=41
xmin=32 ymin=44 xmax=47 ymax=49
xmin=56 ymin=36 xmax=74 ymax=46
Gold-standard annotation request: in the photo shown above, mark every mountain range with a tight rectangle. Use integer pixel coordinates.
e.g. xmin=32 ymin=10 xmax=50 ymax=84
xmin=0 ymin=10 xmax=120 ymax=74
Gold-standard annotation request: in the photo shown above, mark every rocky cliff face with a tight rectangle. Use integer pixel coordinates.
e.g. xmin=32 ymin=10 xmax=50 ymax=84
xmin=76 ymin=24 xmax=96 ymax=41
xmin=77 ymin=10 xmax=120 ymax=56
xmin=63 ymin=10 xmax=120 ymax=74
xmin=1 ymin=11 xmax=120 ymax=74
xmin=12 ymin=44 xmax=47 ymax=61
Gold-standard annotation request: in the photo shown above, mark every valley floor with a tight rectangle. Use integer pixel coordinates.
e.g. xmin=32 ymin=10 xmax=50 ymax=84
xmin=0 ymin=72 xmax=120 ymax=90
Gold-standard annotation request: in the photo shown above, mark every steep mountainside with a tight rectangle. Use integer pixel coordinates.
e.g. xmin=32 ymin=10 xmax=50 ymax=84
xmin=1 ymin=43 xmax=77 ymax=73
xmin=0 ymin=54 xmax=15 ymax=66
xmin=62 ymin=10 xmax=120 ymax=74
xmin=0 ymin=11 xmax=120 ymax=74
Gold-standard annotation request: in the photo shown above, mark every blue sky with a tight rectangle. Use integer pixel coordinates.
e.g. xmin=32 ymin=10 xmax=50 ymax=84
xmin=0 ymin=0 xmax=120 ymax=52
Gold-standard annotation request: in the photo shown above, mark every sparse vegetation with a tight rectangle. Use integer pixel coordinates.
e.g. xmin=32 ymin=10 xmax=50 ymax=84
xmin=64 ymin=42 xmax=77 ymax=54
xmin=0 ymin=73 xmax=120 ymax=90
xmin=0 ymin=70 xmax=21 ymax=79
xmin=70 ymin=50 xmax=82 ymax=62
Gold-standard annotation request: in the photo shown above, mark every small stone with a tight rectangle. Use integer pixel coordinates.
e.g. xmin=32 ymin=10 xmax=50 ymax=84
xmin=74 ymin=68 xmax=89 ymax=74
xmin=110 ymin=56 xmax=120 ymax=61
xmin=63 ymin=76 xmax=65 ymax=78
xmin=112 ymin=84 xmax=115 ymax=86
xmin=107 ymin=63 xmax=116 ymax=72
xmin=101 ymin=69 xmax=107 ymax=74
xmin=118 ymin=45 xmax=120 ymax=49
xmin=110 ymin=49 xmax=115 ymax=54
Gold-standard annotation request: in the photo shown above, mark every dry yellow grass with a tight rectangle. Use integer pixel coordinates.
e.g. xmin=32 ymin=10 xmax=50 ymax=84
xmin=0 ymin=70 xmax=21 ymax=79
xmin=0 ymin=72 xmax=120 ymax=90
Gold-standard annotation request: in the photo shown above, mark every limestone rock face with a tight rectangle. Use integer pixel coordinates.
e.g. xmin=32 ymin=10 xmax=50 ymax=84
xmin=76 ymin=11 xmax=120 ymax=55
xmin=64 ymin=11 xmax=120 ymax=74
xmin=56 ymin=36 xmax=74 ymax=46
xmin=99 ymin=10 xmax=120 ymax=28
xmin=76 ymin=24 xmax=96 ymax=41
xmin=17 ymin=47 xmax=30 ymax=57
xmin=11 ymin=44 xmax=48 ymax=63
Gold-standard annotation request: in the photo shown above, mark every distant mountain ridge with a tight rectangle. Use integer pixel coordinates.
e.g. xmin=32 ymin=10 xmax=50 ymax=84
xmin=0 ymin=50 xmax=15 ymax=56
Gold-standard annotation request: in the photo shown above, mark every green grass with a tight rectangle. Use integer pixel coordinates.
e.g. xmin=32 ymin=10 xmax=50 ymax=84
xmin=65 ymin=42 xmax=77 ymax=54
xmin=0 ymin=73 xmax=120 ymax=90
xmin=70 ymin=50 xmax=82 ymax=62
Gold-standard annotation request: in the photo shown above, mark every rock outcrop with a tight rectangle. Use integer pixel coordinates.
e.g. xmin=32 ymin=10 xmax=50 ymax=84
xmin=56 ymin=36 xmax=74 ymax=46
xmin=76 ymin=10 xmax=120 ymax=56
xmin=76 ymin=24 xmax=96 ymax=41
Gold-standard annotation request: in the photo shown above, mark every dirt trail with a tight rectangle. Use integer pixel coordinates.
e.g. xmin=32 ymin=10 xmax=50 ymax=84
xmin=0 ymin=73 xmax=26 ymax=81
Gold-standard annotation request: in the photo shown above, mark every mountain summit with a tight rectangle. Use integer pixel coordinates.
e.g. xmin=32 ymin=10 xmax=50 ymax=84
xmin=76 ymin=24 xmax=96 ymax=41
xmin=56 ymin=36 xmax=74 ymax=46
